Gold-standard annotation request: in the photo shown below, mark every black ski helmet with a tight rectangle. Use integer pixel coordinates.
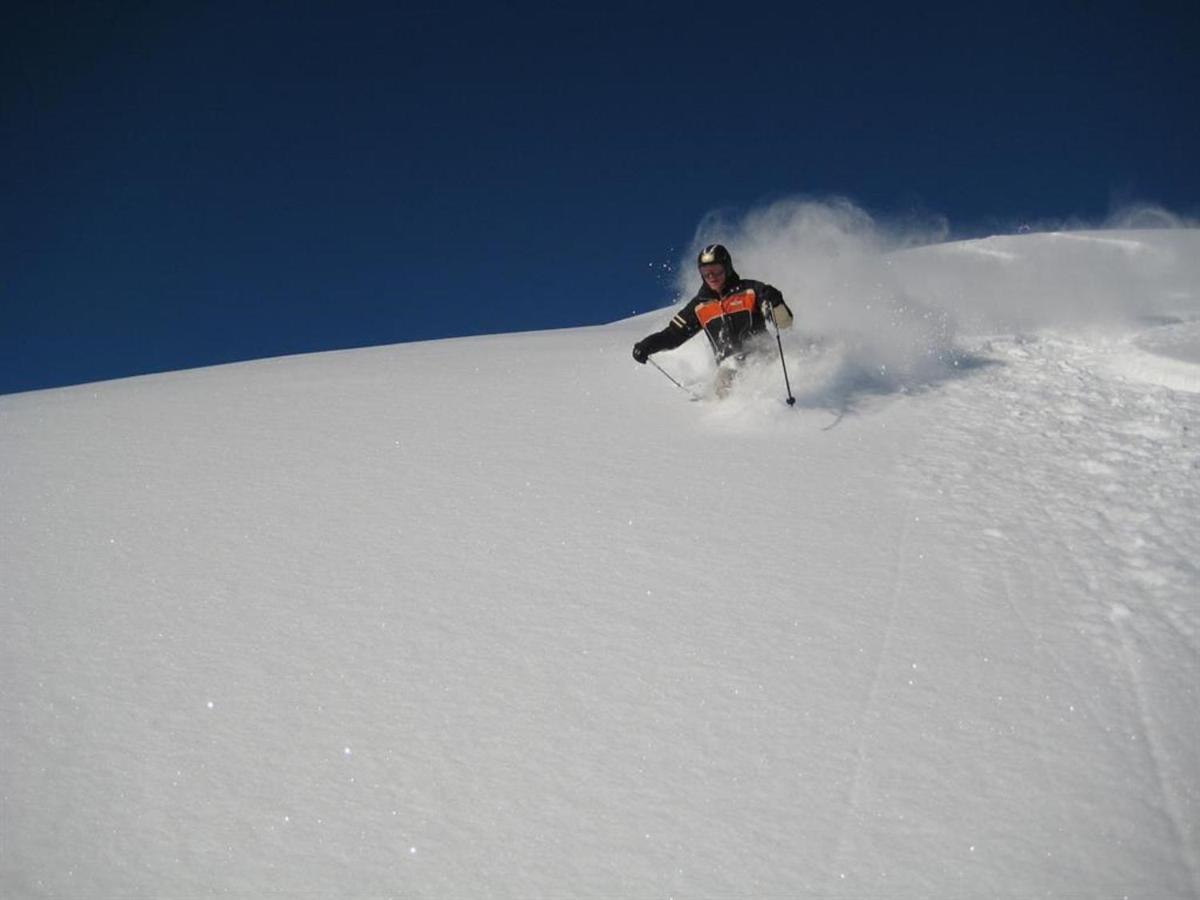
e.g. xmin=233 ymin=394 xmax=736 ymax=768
xmin=697 ymin=243 xmax=732 ymax=270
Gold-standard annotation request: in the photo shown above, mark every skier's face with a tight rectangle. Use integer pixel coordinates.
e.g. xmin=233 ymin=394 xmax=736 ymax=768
xmin=700 ymin=264 xmax=727 ymax=292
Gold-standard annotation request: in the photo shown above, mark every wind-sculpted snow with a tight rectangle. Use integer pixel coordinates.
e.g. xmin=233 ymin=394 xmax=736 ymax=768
xmin=1116 ymin=319 xmax=1200 ymax=393
xmin=2 ymin=229 xmax=1199 ymax=898
xmin=890 ymin=229 xmax=1200 ymax=333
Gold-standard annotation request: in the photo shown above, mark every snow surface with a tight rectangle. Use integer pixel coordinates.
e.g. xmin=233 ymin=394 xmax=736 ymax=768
xmin=3 ymin=228 xmax=1199 ymax=898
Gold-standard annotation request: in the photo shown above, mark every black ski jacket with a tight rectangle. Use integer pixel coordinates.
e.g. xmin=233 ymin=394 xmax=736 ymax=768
xmin=637 ymin=271 xmax=792 ymax=361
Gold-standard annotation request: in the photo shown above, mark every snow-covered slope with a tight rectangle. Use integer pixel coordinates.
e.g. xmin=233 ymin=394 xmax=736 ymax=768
xmin=3 ymin=229 xmax=1199 ymax=898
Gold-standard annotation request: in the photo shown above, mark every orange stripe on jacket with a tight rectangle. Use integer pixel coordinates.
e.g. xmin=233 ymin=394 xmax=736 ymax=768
xmin=695 ymin=289 xmax=757 ymax=328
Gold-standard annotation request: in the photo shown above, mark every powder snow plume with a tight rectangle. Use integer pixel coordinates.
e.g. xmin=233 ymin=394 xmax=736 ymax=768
xmin=676 ymin=197 xmax=1200 ymax=400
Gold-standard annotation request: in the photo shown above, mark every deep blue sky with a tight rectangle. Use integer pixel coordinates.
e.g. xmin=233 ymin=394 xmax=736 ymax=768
xmin=4 ymin=0 xmax=1197 ymax=395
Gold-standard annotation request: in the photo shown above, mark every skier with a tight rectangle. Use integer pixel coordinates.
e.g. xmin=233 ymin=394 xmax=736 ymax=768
xmin=631 ymin=244 xmax=793 ymax=393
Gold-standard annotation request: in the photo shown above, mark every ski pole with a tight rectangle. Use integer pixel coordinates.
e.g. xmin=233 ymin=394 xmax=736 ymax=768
xmin=764 ymin=302 xmax=796 ymax=406
xmin=648 ymin=358 xmax=701 ymax=401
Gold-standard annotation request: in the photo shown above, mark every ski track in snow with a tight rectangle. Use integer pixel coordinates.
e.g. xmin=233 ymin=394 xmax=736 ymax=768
xmin=828 ymin=490 xmax=917 ymax=890
xmin=892 ymin=331 xmax=1200 ymax=897
xmin=2 ymin=230 xmax=1199 ymax=898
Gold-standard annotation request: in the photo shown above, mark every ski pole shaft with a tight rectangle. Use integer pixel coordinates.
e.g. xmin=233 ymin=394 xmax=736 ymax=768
xmin=764 ymin=303 xmax=796 ymax=406
xmin=648 ymin=358 xmax=701 ymax=401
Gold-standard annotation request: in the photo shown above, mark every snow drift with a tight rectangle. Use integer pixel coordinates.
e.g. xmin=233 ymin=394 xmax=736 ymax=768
xmin=2 ymin=226 xmax=1199 ymax=898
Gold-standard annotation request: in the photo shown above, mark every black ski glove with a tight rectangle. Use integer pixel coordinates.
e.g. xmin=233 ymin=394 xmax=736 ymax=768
xmin=632 ymin=341 xmax=650 ymax=364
